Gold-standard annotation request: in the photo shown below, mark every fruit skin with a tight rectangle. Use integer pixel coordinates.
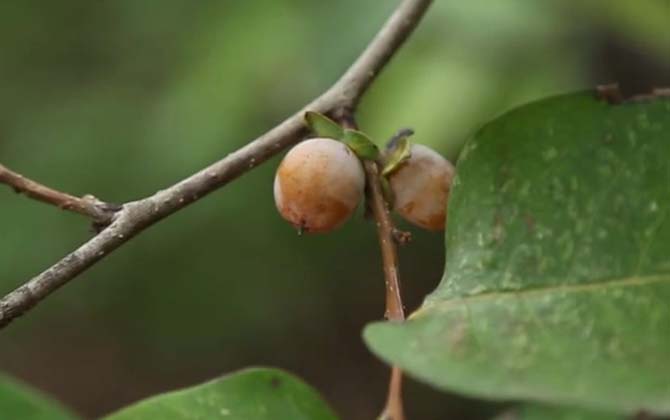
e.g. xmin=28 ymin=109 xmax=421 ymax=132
xmin=388 ymin=144 xmax=455 ymax=231
xmin=274 ymin=138 xmax=365 ymax=233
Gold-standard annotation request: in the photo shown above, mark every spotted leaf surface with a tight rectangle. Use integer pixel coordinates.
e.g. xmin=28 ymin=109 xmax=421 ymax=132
xmin=104 ymin=368 xmax=337 ymax=420
xmin=365 ymin=92 xmax=670 ymax=414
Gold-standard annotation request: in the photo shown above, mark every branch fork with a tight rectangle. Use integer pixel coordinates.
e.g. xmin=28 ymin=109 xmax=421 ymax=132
xmin=0 ymin=163 xmax=120 ymax=227
xmin=1 ymin=0 xmax=434 ymax=417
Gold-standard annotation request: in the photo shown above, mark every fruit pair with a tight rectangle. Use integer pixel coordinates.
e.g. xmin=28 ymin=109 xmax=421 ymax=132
xmin=273 ymin=114 xmax=455 ymax=233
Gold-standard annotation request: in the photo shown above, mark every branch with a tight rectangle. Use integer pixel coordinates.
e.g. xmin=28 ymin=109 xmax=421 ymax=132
xmin=340 ymin=112 xmax=407 ymax=420
xmin=0 ymin=0 xmax=433 ymax=329
xmin=0 ymin=163 xmax=117 ymax=225
xmin=363 ymin=159 xmax=405 ymax=323
xmin=365 ymin=158 xmax=407 ymax=420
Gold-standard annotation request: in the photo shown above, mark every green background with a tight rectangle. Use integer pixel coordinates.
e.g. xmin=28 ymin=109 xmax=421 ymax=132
xmin=0 ymin=1 xmax=668 ymax=419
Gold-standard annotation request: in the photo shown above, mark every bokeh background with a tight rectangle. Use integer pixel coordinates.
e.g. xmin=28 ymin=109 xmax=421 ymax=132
xmin=1 ymin=1 xmax=668 ymax=419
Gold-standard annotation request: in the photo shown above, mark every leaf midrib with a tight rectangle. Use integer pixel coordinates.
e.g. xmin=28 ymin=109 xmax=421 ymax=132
xmin=413 ymin=273 xmax=669 ymax=318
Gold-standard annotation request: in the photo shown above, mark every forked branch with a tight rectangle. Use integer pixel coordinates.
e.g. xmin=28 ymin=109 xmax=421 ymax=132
xmin=0 ymin=164 xmax=118 ymax=225
xmin=0 ymin=0 xmax=433 ymax=337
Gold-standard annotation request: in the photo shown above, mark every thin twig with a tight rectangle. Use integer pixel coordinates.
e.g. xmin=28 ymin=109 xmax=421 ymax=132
xmin=364 ymin=158 xmax=405 ymax=323
xmin=364 ymin=158 xmax=407 ymax=420
xmin=339 ymin=113 xmax=407 ymax=420
xmin=383 ymin=367 xmax=405 ymax=420
xmin=0 ymin=163 xmax=117 ymax=224
xmin=0 ymin=0 xmax=433 ymax=331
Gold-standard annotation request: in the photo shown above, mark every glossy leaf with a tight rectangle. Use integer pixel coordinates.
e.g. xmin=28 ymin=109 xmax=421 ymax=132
xmin=104 ymin=367 xmax=337 ymax=420
xmin=342 ymin=129 xmax=379 ymax=160
xmin=365 ymin=92 xmax=670 ymax=413
xmin=304 ymin=112 xmax=344 ymax=140
xmin=495 ymin=403 xmax=625 ymax=420
xmin=0 ymin=373 xmax=78 ymax=420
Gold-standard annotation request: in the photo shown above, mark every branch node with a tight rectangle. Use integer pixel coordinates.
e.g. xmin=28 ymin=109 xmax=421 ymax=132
xmin=392 ymin=228 xmax=412 ymax=245
xmin=0 ymin=163 xmax=120 ymax=225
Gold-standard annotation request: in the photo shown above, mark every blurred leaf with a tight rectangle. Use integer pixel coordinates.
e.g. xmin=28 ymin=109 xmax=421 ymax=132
xmin=342 ymin=129 xmax=379 ymax=161
xmin=365 ymin=92 xmax=670 ymax=413
xmin=104 ymin=367 xmax=337 ymax=420
xmin=494 ymin=403 xmax=624 ymax=420
xmin=0 ymin=373 xmax=78 ymax=420
xmin=304 ymin=112 xmax=344 ymax=140
xmin=381 ymin=137 xmax=411 ymax=177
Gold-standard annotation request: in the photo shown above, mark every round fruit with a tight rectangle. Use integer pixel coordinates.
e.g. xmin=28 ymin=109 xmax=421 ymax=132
xmin=388 ymin=144 xmax=455 ymax=231
xmin=274 ymin=138 xmax=365 ymax=233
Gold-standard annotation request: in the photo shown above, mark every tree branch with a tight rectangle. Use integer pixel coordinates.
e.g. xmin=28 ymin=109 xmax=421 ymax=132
xmin=360 ymin=158 xmax=405 ymax=323
xmin=0 ymin=163 xmax=118 ymax=225
xmin=372 ymin=161 xmax=405 ymax=321
xmin=339 ymin=112 xmax=407 ymax=420
xmin=365 ymin=158 xmax=407 ymax=420
xmin=0 ymin=0 xmax=433 ymax=329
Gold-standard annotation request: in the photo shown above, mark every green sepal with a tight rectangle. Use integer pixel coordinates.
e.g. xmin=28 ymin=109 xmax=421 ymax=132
xmin=381 ymin=136 xmax=412 ymax=176
xmin=304 ymin=111 xmax=344 ymax=139
xmin=342 ymin=129 xmax=380 ymax=161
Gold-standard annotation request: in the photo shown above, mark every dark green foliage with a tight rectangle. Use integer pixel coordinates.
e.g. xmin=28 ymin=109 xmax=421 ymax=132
xmin=365 ymin=92 xmax=670 ymax=414
xmin=0 ymin=373 xmax=78 ymax=420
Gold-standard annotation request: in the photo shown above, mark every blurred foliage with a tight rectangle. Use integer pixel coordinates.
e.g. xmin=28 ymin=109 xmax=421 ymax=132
xmin=0 ymin=373 xmax=77 ymax=420
xmin=104 ymin=368 xmax=337 ymax=420
xmin=0 ymin=1 xmax=667 ymax=419
xmin=498 ymin=403 xmax=624 ymax=420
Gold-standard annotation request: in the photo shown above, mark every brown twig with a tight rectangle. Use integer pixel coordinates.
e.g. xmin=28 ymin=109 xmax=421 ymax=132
xmin=0 ymin=0 xmax=433 ymax=329
xmin=339 ymin=112 xmax=406 ymax=420
xmin=364 ymin=158 xmax=407 ymax=420
xmin=0 ymin=163 xmax=117 ymax=225
xmin=383 ymin=367 xmax=405 ymax=420
xmin=364 ymin=158 xmax=405 ymax=323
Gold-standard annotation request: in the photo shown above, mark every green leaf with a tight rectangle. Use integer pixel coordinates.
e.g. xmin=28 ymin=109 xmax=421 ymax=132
xmin=381 ymin=136 xmax=411 ymax=176
xmin=0 ymin=373 xmax=78 ymax=420
xmin=495 ymin=403 xmax=625 ymax=420
xmin=342 ymin=129 xmax=379 ymax=160
xmin=364 ymin=92 xmax=670 ymax=413
xmin=104 ymin=367 xmax=337 ymax=420
xmin=304 ymin=112 xmax=344 ymax=140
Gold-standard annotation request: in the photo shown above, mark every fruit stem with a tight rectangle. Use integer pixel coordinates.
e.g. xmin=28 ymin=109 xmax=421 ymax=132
xmin=364 ymin=158 xmax=406 ymax=323
xmin=339 ymin=115 xmax=406 ymax=420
